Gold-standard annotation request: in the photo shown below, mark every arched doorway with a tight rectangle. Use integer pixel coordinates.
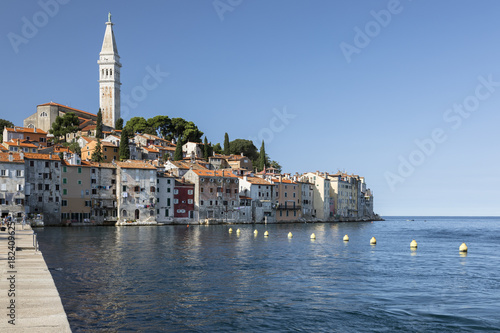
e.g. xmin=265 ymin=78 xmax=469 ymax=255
xmin=135 ymin=209 xmax=140 ymax=220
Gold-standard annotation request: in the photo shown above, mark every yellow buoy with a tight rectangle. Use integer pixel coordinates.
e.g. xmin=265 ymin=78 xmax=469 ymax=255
xmin=228 ymin=228 xmax=233 ymax=233
xmin=288 ymin=232 xmax=293 ymax=238
xmin=236 ymin=228 xmax=241 ymax=234
xmin=459 ymin=242 xmax=468 ymax=252
xmin=264 ymin=231 xmax=269 ymax=237
xmin=370 ymin=237 xmax=377 ymax=245
xmin=254 ymin=229 xmax=258 ymax=235
xmin=310 ymin=233 xmax=316 ymax=239
xmin=410 ymin=239 xmax=418 ymax=248
xmin=343 ymin=234 xmax=349 ymax=242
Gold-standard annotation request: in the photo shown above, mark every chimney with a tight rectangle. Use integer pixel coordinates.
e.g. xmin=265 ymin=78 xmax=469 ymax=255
xmin=19 ymin=152 xmax=24 ymax=160
xmin=279 ymin=174 xmax=282 ymax=182
xmin=8 ymin=152 xmax=13 ymax=162
xmin=34 ymin=127 xmax=37 ymax=133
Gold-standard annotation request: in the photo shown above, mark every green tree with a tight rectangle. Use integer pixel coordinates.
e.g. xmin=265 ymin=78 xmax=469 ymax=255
xmin=124 ymin=117 xmax=156 ymax=136
xmin=91 ymin=139 xmax=104 ymax=162
xmin=182 ymin=121 xmax=203 ymax=143
xmin=0 ymin=119 xmax=14 ymax=142
xmin=165 ymin=118 xmax=203 ymax=143
xmin=119 ymin=128 xmax=130 ymax=161
xmin=174 ymin=139 xmax=183 ymax=161
xmin=213 ymin=143 xmax=222 ymax=154
xmin=203 ymin=137 xmax=209 ymax=160
xmin=115 ymin=117 xmax=124 ymax=130
xmin=96 ymin=109 xmax=103 ymax=139
xmin=148 ymin=115 xmax=171 ymax=138
xmin=229 ymin=139 xmax=258 ymax=161
xmin=270 ymin=160 xmax=282 ymax=173
xmin=62 ymin=140 xmax=81 ymax=154
xmin=223 ymin=133 xmax=230 ymax=155
xmin=258 ymin=140 xmax=267 ymax=171
xmin=49 ymin=112 xmax=80 ymax=143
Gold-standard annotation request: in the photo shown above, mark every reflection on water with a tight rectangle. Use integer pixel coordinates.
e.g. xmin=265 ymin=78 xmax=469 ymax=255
xmin=37 ymin=217 xmax=500 ymax=332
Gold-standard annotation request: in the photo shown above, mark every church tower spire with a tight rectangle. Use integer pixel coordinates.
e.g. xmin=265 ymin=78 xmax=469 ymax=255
xmin=98 ymin=12 xmax=121 ymax=128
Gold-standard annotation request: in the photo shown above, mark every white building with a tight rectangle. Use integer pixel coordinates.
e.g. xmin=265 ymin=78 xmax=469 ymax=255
xmin=238 ymin=176 xmax=275 ymax=223
xmin=0 ymin=152 xmax=25 ymax=220
xmin=156 ymin=172 xmax=175 ymax=223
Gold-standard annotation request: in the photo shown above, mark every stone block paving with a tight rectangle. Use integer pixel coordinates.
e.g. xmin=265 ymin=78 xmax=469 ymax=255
xmin=0 ymin=224 xmax=71 ymax=332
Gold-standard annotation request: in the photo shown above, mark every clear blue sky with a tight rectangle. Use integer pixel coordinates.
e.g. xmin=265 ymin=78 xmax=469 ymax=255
xmin=1 ymin=0 xmax=500 ymax=216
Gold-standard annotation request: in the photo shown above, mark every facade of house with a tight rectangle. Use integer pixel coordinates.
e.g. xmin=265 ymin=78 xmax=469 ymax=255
xmin=271 ymin=176 xmax=301 ymax=221
xmin=183 ymin=169 xmax=240 ymax=223
xmin=182 ymin=142 xmax=203 ymax=158
xmin=0 ymin=152 xmax=25 ymax=220
xmin=298 ymin=180 xmax=315 ymax=220
xmin=23 ymin=153 xmax=62 ymax=225
xmin=81 ymin=140 xmax=120 ymax=162
xmin=300 ymin=172 xmax=331 ymax=220
xmin=238 ymin=176 xmax=275 ymax=223
xmin=115 ymin=160 xmax=157 ymax=223
xmin=2 ymin=139 xmax=39 ymax=153
xmin=174 ymin=179 xmax=195 ymax=220
xmin=156 ymin=173 xmax=175 ymax=223
xmin=87 ymin=161 xmax=117 ymax=224
xmin=3 ymin=127 xmax=48 ymax=147
xmin=60 ymin=160 xmax=92 ymax=224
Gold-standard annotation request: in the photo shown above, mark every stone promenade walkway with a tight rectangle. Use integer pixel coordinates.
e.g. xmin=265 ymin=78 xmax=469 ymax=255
xmin=0 ymin=223 xmax=71 ymax=332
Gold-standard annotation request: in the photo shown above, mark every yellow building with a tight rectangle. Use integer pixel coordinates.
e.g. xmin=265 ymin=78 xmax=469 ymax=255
xmin=81 ymin=139 xmax=119 ymax=162
xmin=61 ymin=162 xmax=92 ymax=224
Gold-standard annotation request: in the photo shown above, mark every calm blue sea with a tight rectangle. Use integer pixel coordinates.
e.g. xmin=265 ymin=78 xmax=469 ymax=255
xmin=37 ymin=217 xmax=500 ymax=332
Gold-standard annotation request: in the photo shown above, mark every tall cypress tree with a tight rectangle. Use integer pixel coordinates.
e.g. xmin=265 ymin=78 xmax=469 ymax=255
xmin=223 ymin=132 xmax=230 ymax=155
xmin=203 ymin=136 xmax=209 ymax=160
xmin=258 ymin=140 xmax=266 ymax=171
xmin=174 ymin=139 xmax=183 ymax=161
xmin=91 ymin=139 xmax=104 ymax=162
xmin=96 ymin=109 xmax=103 ymax=139
xmin=115 ymin=117 xmax=124 ymax=130
xmin=119 ymin=129 xmax=130 ymax=161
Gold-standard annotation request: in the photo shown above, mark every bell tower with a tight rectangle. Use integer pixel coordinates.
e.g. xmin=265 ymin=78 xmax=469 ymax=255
xmin=98 ymin=12 xmax=121 ymax=128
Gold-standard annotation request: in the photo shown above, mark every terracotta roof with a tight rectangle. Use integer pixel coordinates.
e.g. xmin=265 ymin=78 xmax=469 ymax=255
xmin=24 ymin=153 xmax=61 ymax=161
xmin=3 ymin=139 xmax=38 ymax=148
xmin=190 ymin=170 xmax=238 ymax=178
xmin=38 ymin=102 xmax=97 ymax=117
xmin=240 ymin=176 xmax=273 ymax=185
xmin=0 ymin=152 xmax=24 ymax=163
xmin=271 ymin=178 xmax=296 ymax=184
xmin=80 ymin=136 xmax=94 ymax=143
xmin=81 ymin=161 xmax=116 ymax=169
xmin=115 ymin=160 xmax=157 ymax=170
xmin=81 ymin=125 xmax=96 ymax=131
xmin=143 ymin=147 xmax=159 ymax=153
xmin=101 ymin=141 xmax=118 ymax=147
xmin=5 ymin=127 xmax=47 ymax=135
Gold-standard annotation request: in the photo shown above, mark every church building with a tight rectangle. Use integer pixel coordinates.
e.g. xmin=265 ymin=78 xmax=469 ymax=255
xmin=23 ymin=13 xmax=121 ymax=132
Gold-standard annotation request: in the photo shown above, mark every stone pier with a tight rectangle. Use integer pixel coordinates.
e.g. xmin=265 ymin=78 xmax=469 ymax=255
xmin=0 ymin=224 xmax=71 ymax=332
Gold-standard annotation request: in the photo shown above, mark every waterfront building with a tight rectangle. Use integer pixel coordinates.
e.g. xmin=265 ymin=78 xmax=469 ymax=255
xmin=2 ymin=126 xmax=48 ymax=147
xmin=183 ymin=169 xmax=240 ymax=223
xmin=174 ymin=179 xmax=195 ymax=220
xmin=156 ymin=172 xmax=175 ymax=223
xmin=98 ymin=13 xmax=121 ymax=128
xmin=115 ymin=160 xmax=157 ymax=223
xmin=271 ymin=176 xmax=301 ymax=221
xmin=87 ymin=161 xmax=117 ymax=224
xmin=238 ymin=175 xmax=275 ymax=223
xmin=60 ymin=155 xmax=92 ymax=224
xmin=0 ymin=152 xmax=25 ymax=220
xmin=300 ymin=172 xmax=331 ymax=220
xmin=297 ymin=179 xmax=315 ymax=220
xmin=23 ymin=153 xmax=62 ymax=225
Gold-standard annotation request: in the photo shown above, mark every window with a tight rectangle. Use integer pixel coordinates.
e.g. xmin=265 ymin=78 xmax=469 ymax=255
xmin=188 ymin=199 xmax=193 ymax=204
xmin=285 ymin=192 xmax=288 ymax=198
xmin=210 ymin=200 xmax=213 ymax=206
xmin=85 ymin=201 xmax=91 ymax=207
xmin=16 ymin=184 xmax=23 ymax=191
xmin=0 ymin=170 xmax=6 ymax=176
xmin=63 ymin=178 xmax=67 ymax=184
xmin=200 ymin=200 xmax=204 ymax=206
xmin=15 ymin=199 xmax=24 ymax=205
xmin=16 ymin=170 xmax=23 ymax=177
xmin=38 ymin=184 xmax=42 ymax=190
xmin=45 ymin=162 xmax=49 ymax=168
xmin=85 ymin=190 xmax=89 ymax=196
xmin=174 ymin=189 xmax=179 ymax=194
xmin=200 ymin=187 xmax=204 ymax=193
xmin=123 ymin=185 xmax=127 ymax=192
xmin=30 ymin=161 xmax=34 ymax=167
xmin=63 ymin=166 xmax=67 ymax=173
xmin=61 ymin=200 xmax=67 ymax=206
xmin=55 ymin=162 xmax=59 ymax=168
xmin=293 ymin=193 xmax=296 ymax=198
xmin=167 ymin=179 xmax=171 ymax=184
xmin=55 ymin=196 xmax=59 ymax=202
xmin=92 ymin=189 xmax=97 ymax=195
xmin=91 ymin=179 xmax=97 ymax=184
xmin=234 ymin=189 xmax=237 ymax=194
xmin=45 ymin=184 xmax=49 ymax=191
xmin=210 ymin=188 xmax=213 ymax=193
xmin=188 ymin=190 xmax=193 ymax=195
xmin=78 ymin=180 xmax=82 ymax=185
xmin=150 ymin=186 xmax=155 ymax=193
xmin=165 ymin=209 xmax=169 ymax=217
xmin=134 ymin=186 xmax=140 ymax=192
xmin=63 ymin=189 xmax=67 ymax=195
xmin=167 ymin=198 xmax=171 ymax=206
xmin=78 ymin=167 xmax=82 ymax=174
xmin=226 ymin=189 xmax=230 ymax=194
xmin=38 ymin=196 xmax=43 ymax=202
xmin=174 ymin=199 xmax=179 ymax=204
xmin=167 ymin=188 xmax=171 ymax=193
